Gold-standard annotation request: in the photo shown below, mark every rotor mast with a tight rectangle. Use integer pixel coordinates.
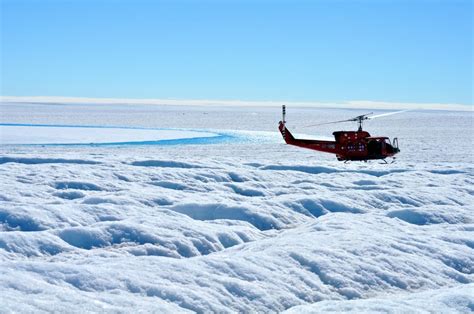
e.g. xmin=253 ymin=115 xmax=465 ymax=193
xmin=355 ymin=114 xmax=370 ymax=132
xmin=357 ymin=116 xmax=364 ymax=131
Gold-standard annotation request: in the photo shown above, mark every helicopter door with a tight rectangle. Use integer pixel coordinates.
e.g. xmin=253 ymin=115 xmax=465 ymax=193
xmin=392 ymin=138 xmax=399 ymax=150
xmin=368 ymin=140 xmax=382 ymax=156
xmin=383 ymin=138 xmax=392 ymax=154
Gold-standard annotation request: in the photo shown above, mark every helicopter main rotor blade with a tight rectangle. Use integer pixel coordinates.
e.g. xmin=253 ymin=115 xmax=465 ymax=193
xmin=368 ymin=109 xmax=410 ymax=120
xmin=302 ymin=118 xmax=356 ymax=128
xmin=302 ymin=112 xmax=373 ymax=128
xmin=299 ymin=110 xmax=409 ymax=129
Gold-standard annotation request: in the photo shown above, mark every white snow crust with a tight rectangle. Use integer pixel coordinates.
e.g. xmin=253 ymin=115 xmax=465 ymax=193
xmin=284 ymin=284 xmax=474 ymax=313
xmin=0 ymin=125 xmax=217 ymax=145
xmin=0 ymin=102 xmax=472 ymax=312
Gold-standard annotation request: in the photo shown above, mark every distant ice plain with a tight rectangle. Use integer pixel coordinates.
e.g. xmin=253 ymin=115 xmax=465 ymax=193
xmin=0 ymin=125 xmax=219 ymax=145
xmin=0 ymin=102 xmax=472 ymax=312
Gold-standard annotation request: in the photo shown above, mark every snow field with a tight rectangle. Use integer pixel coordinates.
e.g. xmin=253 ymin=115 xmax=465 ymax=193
xmin=0 ymin=143 xmax=472 ymax=312
xmin=0 ymin=104 xmax=472 ymax=312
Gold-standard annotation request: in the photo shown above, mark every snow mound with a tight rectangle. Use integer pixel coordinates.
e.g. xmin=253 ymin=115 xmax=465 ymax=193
xmin=284 ymin=284 xmax=474 ymax=313
xmin=169 ymin=203 xmax=281 ymax=231
xmin=387 ymin=206 xmax=473 ymax=225
xmin=54 ymin=181 xmax=104 ymax=191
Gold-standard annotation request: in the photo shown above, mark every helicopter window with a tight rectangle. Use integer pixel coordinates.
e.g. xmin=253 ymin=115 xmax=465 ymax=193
xmin=368 ymin=140 xmax=382 ymax=155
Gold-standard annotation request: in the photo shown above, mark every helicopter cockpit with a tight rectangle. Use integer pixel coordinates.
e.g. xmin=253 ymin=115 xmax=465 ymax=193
xmin=366 ymin=137 xmax=399 ymax=155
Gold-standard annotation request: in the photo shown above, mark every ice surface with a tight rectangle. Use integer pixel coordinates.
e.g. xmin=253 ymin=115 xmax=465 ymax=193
xmin=284 ymin=284 xmax=474 ymax=313
xmin=0 ymin=102 xmax=472 ymax=312
xmin=0 ymin=124 xmax=218 ymax=145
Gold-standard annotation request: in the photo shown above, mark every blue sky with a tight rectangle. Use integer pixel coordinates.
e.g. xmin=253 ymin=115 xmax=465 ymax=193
xmin=1 ymin=0 xmax=472 ymax=105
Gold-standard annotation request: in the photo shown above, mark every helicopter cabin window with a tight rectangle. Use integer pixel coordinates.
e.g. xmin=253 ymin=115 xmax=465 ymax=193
xmin=368 ymin=140 xmax=382 ymax=155
xmin=347 ymin=143 xmax=355 ymax=151
xmin=357 ymin=143 xmax=365 ymax=151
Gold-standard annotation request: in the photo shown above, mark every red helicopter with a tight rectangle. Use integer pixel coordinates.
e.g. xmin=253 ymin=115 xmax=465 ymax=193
xmin=278 ymin=105 xmax=400 ymax=162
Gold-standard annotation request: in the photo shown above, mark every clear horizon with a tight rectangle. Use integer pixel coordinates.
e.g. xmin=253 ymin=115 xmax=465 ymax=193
xmin=1 ymin=95 xmax=472 ymax=111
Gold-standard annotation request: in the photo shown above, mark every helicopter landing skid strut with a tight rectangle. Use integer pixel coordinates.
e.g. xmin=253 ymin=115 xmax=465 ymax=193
xmin=380 ymin=158 xmax=396 ymax=164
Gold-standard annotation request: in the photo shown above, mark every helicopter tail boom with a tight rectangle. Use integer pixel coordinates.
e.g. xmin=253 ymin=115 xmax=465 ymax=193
xmin=278 ymin=120 xmax=295 ymax=143
xmin=278 ymin=120 xmax=338 ymax=154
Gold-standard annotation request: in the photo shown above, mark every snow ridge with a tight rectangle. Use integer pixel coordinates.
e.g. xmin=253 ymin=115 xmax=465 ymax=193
xmin=0 ymin=105 xmax=472 ymax=312
xmin=0 ymin=150 xmax=472 ymax=312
